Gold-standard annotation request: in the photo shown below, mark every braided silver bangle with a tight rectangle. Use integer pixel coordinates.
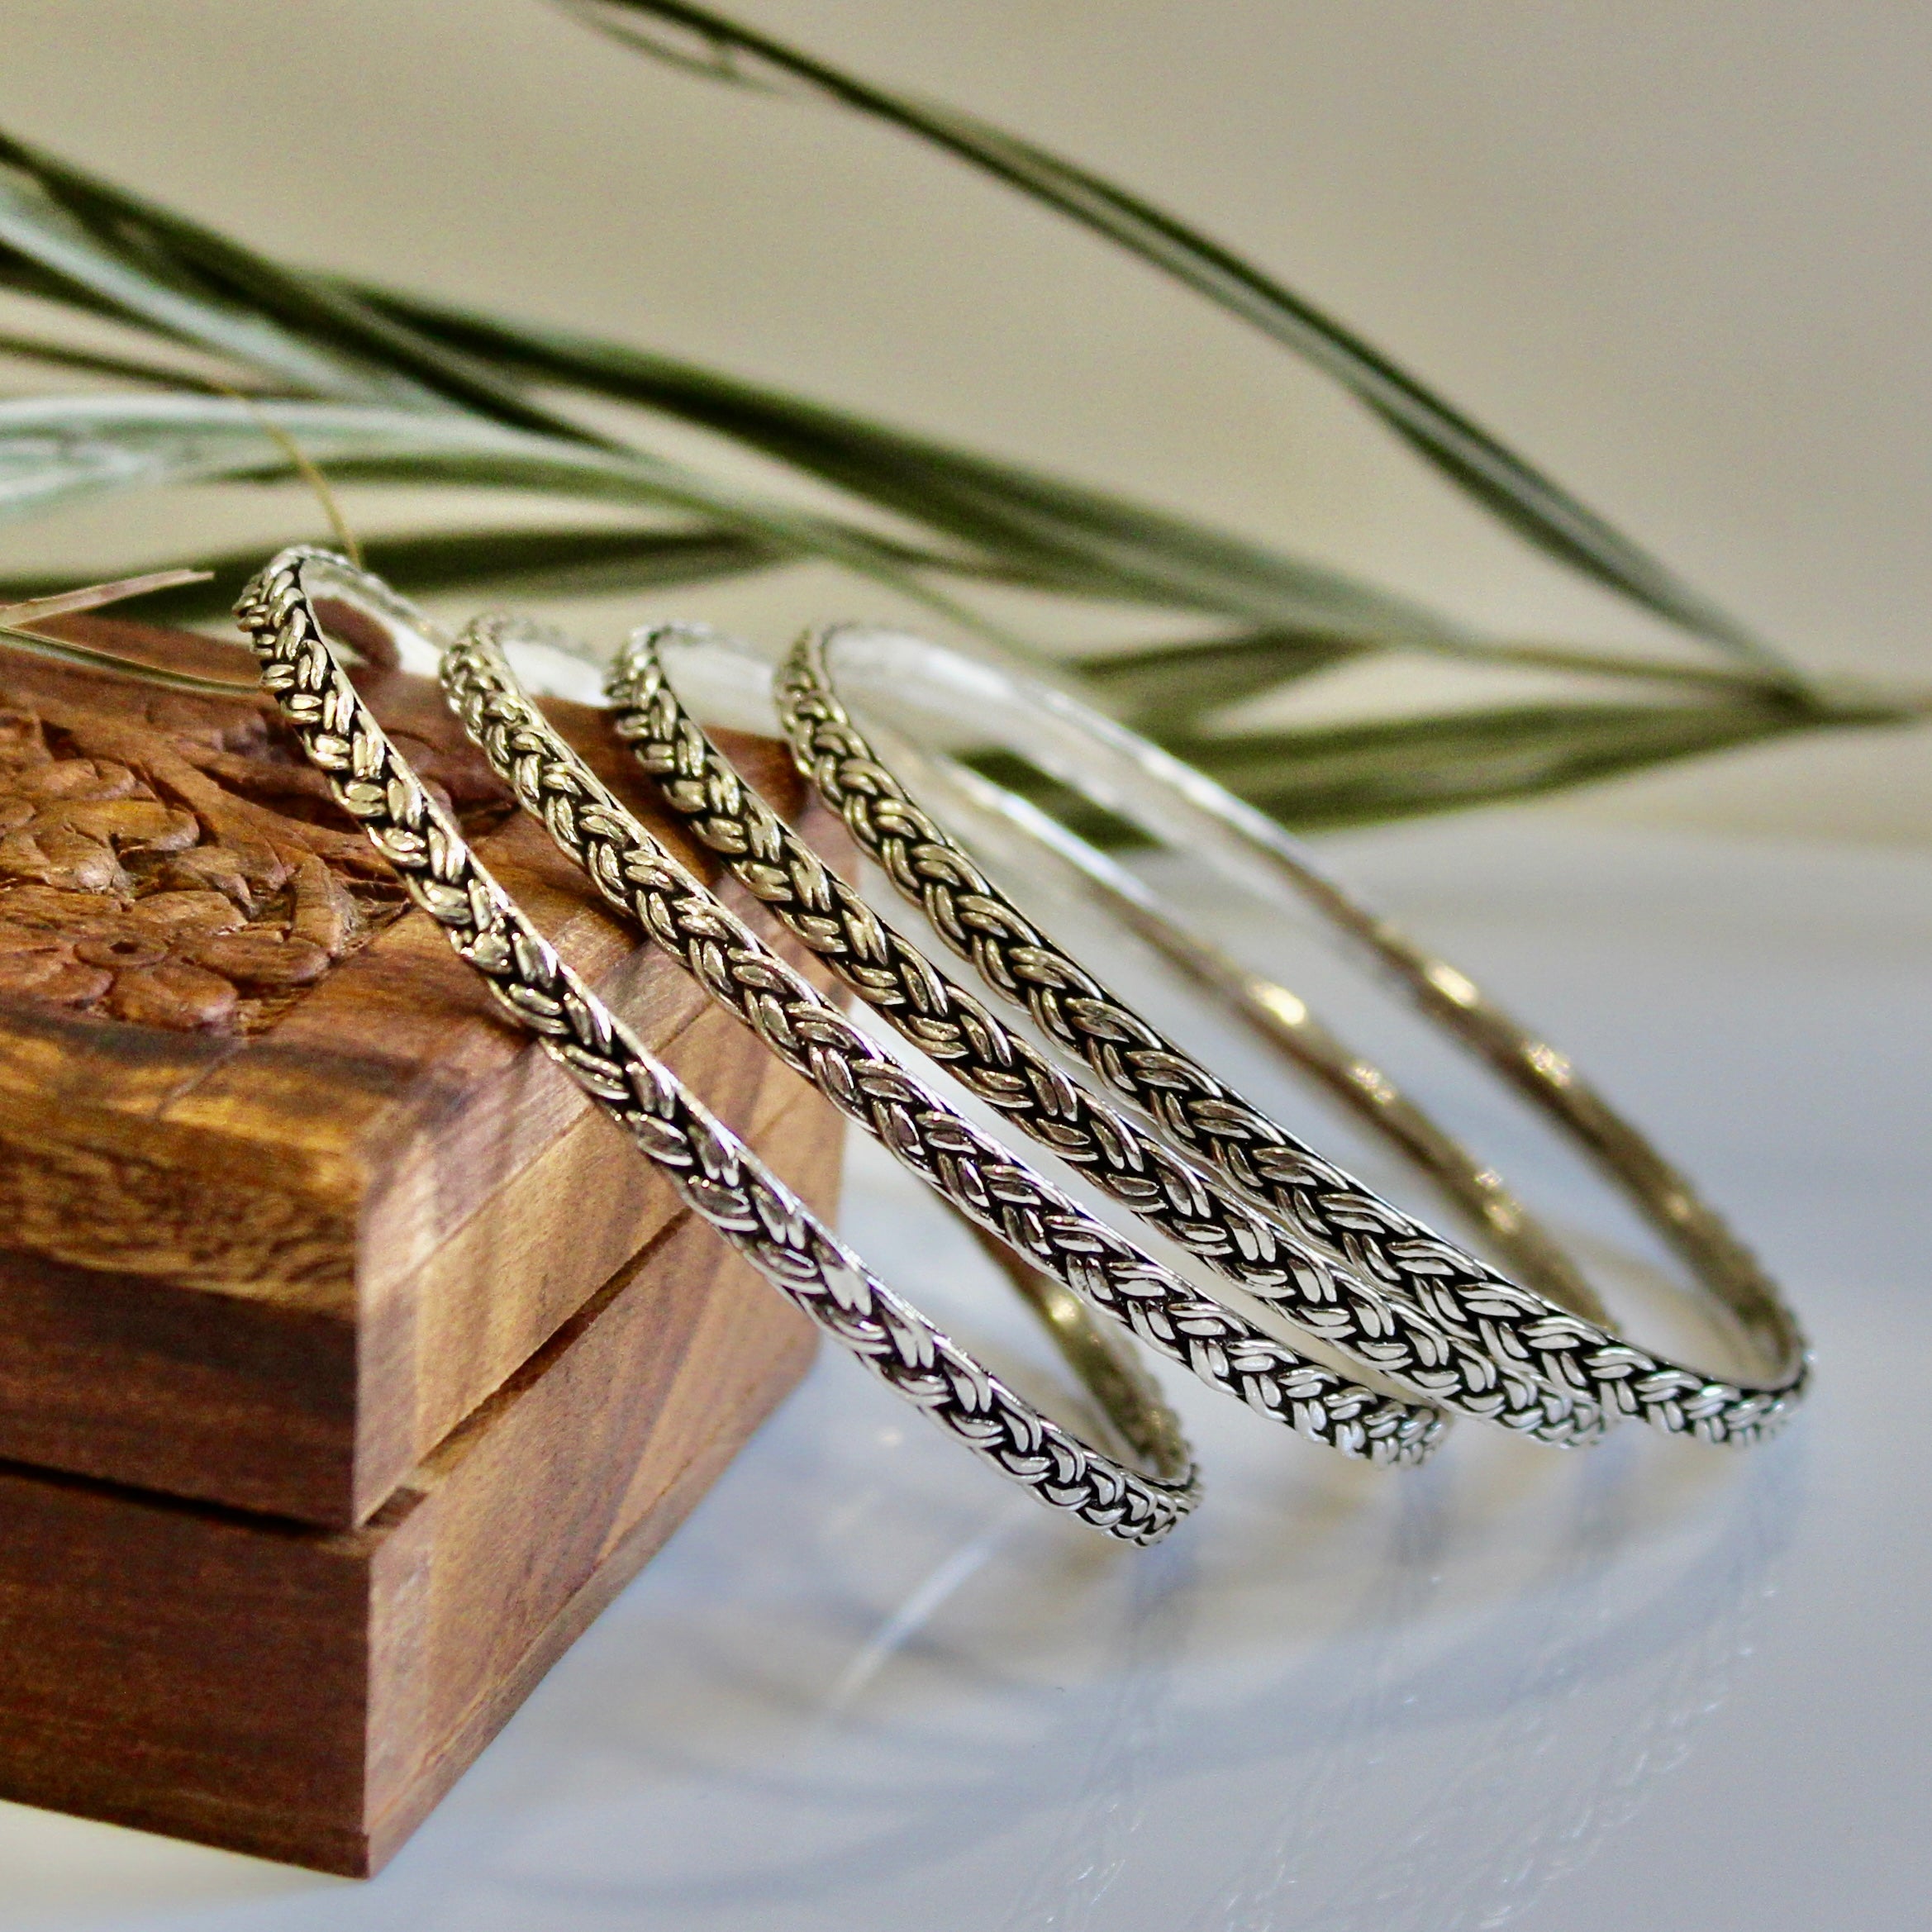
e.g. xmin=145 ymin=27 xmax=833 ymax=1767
xmin=442 ymin=609 xmax=1447 ymax=1468
xmin=777 ymin=625 xmax=1811 ymax=1448
xmin=605 ymin=626 xmax=1614 ymax=1449
xmin=231 ymin=549 xmax=1199 ymax=1544
xmin=920 ymin=748 xmax=1611 ymax=1324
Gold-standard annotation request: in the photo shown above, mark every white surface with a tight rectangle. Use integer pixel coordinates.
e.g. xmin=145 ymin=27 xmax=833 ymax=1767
xmin=0 ymin=818 xmax=1925 ymax=1931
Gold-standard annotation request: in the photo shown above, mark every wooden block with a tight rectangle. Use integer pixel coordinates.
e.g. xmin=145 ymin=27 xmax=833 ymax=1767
xmin=0 ymin=1085 xmax=840 ymax=1877
xmin=0 ymin=614 xmax=848 ymax=1525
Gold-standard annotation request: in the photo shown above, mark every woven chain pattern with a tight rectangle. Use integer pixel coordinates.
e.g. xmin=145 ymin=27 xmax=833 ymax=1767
xmin=233 ymin=550 xmax=1197 ymax=1544
xmin=442 ymin=616 xmax=1446 ymax=1468
xmin=773 ymin=634 xmax=1801 ymax=1447
xmin=606 ymin=631 xmax=1608 ymax=1448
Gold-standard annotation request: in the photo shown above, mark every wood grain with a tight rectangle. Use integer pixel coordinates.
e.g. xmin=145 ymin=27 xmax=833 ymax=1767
xmin=0 ymin=617 xmax=850 ymax=1525
xmin=0 ymin=1084 xmax=839 ymax=1877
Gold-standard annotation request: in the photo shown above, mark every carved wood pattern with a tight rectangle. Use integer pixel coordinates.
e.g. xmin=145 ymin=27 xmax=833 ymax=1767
xmin=0 ymin=611 xmax=513 ymax=1034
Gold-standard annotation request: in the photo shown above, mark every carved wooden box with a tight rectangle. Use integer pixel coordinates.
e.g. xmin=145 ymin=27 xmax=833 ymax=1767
xmin=0 ymin=615 xmax=840 ymax=1874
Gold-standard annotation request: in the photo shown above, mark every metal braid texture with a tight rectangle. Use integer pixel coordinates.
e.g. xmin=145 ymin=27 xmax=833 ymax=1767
xmin=775 ymin=626 xmax=1804 ymax=1448
xmin=441 ymin=613 xmax=1444 ymax=1469
xmin=233 ymin=549 xmax=1197 ymax=1544
xmin=605 ymin=627 xmax=1606 ymax=1449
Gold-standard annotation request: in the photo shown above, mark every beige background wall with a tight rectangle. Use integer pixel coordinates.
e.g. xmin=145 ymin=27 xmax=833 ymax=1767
xmin=1 ymin=1 xmax=1925 ymax=843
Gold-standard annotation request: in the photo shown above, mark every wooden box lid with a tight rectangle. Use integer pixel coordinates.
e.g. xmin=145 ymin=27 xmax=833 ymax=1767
xmin=0 ymin=611 xmax=836 ymax=1529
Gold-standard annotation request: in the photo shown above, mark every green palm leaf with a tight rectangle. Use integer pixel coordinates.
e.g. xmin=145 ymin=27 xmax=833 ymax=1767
xmin=564 ymin=0 xmax=1793 ymax=674
xmin=1069 ymin=630 xmax=1371 ymax=732
xmin=1163 ymin=699 xmax=1820 ymax=829
xmin=976 ymin=696 xmax=1830 ymax=840
xmin=0 ymin=392 xmax=1010 ymax=636
xmin=0 ymin=128 xmax=607 ymax=443
xmin=358 ymin=286 xmax=1477 ymax=651
xmin=0 ymin=525 xmax=784 ymax=626
xmin=0 ymin=29 xmax=1909 ymax=836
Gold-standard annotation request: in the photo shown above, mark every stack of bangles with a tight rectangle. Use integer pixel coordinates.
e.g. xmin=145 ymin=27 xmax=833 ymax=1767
xmin=233 ymin=548 xmax=1812 ymax=1547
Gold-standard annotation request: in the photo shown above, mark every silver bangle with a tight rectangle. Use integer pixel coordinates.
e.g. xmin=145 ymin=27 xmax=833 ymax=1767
xmin=231 ymin=548 xmax=1200 ymax=1544
xmin=606 ymin=624 xmax=1614 ymax=1449
xmin=891 ymin=746 xmax=1614 ymax=1327
xmin=442 ymin=609 xmax=1447 ymax=1468
xmin=778 ymin=624 xmax=1811 ymax=1448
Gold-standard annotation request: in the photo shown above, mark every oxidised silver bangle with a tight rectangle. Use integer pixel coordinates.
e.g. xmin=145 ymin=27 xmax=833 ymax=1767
xmin=232 ymin=548 xmax=1199 ymax=1544
xmin=604 ymin=624 xmax=1616 ymax=1449
xmin=440 ymin=608 xmax=1449 ymax=1470
xmin=777 ymin=624 xmax=1811 ymax=1449
xmin=915 ymin=748 xmax=1610 ymax=1321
